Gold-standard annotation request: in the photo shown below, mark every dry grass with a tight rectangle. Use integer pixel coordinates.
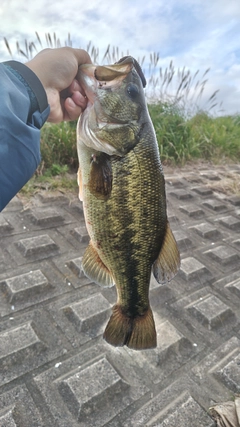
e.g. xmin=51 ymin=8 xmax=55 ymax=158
xmin=4 ymin=32 xmax=222 ymax=116
xmin=206 ymin=172 xmax=240 ymax=196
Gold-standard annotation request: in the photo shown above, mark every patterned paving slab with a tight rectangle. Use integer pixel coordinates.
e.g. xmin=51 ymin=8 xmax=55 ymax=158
xmin=0 ymin=163 xmax=240 ymax=426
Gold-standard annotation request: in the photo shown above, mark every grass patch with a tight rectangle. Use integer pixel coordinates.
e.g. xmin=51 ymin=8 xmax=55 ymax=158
xmin=149 ymin=104 xmax=240 ymax=165
xmin=20 ymin=106 xmax=240 ymax=199
xmin=40 ymin=121 xmax=78 ymax=171
xmin=148 ymin=103 xmax=201 ymax=165
xmin=20 ymin=171 xmax=78 ymax=198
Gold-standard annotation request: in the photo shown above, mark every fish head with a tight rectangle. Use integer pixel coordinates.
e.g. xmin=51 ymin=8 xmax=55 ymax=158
xmin=77 ymin=56 xmax=149 ymax=156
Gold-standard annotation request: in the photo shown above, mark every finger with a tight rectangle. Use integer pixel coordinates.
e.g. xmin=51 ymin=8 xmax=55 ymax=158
xmin=64 ymin=97 xmax=83 ymax=121
xmin=61 ymin=79 xmax=86 ymax=101
xmin=73 ymin=48 xmax=92 ymax=66
xmin=71 ymin=91 xmax=88 ymax=109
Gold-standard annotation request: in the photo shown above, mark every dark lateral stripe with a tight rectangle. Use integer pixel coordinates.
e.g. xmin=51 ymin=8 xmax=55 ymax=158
xmin=4 ymin=60 xmax=48 ymax=113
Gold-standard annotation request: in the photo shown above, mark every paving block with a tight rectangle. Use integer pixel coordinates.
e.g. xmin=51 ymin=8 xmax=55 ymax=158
xmin=63 ymin=294 xmax=111 ymax=336
xmin=157 ymin=393 xmax=214 ymax=427
xmin=0 ymin=214 xmax=13 ymax=234
xmin=0 ymin=385 xmax=45 ymax=427
xmin=169 ymin=189 xmax=193 ymax=200
xmin=0 ymin=322 xmax=46 ymax=385
xmin=186 ymin=294 xmax=233 ymax=329
xmin=67 ymin=257 xmax=86 ymax=278
xmin=167 ymin=213 xmax=180 ymax=225
xmin=3 ymin=269 xmax=49 ymax=303
xmin=0 ymin=322 xmax=44 ymax=359
xmin=179 ymin=257 xmax=210 ymax=281
xmin=58 ymin=357 xmax=129 ymax=422
xmin=0 ymin=407 xmax=17 ymax=427
xmin=33 ymin=344 xmax=144 ymax=427
xmin=124 ymin=385 xmax=214 ymax=427
xmin=200 ymin=172 xmax=221 ymax=181
xmin=203 ymin=245 xmax=239 ymax=266
xmin=71 ymin=226 xmax=89 ymax=243
xmin=179 ymin=204 xmax=205 ymax=218
xmin=225 ymin=278 xmax=240 ymax=298
xmin=165 ymin=178 xmax=184 ymax=187
xmin=189 ymin=222 xmax=221 ymax=240
xmin=217 ymin=352 xmax=240 ymax=393
xmin=0 ymin=311 xmax=69 ymax=386
xmin=173 ymin=230 xmax=193 ymax=251
xmin=192 ymin=186 xmax=213 ymax=196
xmin=16 ymin=234 xmax=58 ymax=258
xmin=28 ymin=207 xmax=65 ymax=226
xmin=227 ymin=195 xmax=240 ymax=206
xmin=218 ymin=215 xmax=240 ymax=231
xmin=184 ymin=174 xmax=203 ymax=184
xmin=37 ymin=191 xmax=68 ymax=204
xmin=202 ymin=199 xmax=227 ymax=212
xmin=142 ymin=320 xmax=192 ymax=368
xmin=233 ymin=238 xmax=240 ymax=247
xmin=2 ymin=196 xmax=22 ymax=211
xmin=192 ymin=337 xmax=240 ymax=397
xmin=0 ymin=248 xmax=12 ymax=274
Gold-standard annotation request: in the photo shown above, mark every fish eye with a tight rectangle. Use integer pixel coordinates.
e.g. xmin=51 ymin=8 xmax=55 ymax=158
xmin=126 ymin=83 xmax=139 ymax=100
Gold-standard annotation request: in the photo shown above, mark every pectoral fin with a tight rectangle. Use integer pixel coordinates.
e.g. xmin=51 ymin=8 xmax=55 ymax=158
xmin=88 ymin=153 xmax=112 ymax=200
xmin=153 ymin=221 xmax=180 ymax=284
xmin=82 ymin=241 xmax=114 ymax=288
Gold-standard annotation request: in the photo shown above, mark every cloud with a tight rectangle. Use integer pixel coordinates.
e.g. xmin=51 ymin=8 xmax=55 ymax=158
xmin=0 ymin=0 xmax=240 ymax=115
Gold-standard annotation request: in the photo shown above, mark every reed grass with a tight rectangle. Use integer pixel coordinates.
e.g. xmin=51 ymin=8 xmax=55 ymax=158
xmin=3 ymin=33 xmax=240 ymax=179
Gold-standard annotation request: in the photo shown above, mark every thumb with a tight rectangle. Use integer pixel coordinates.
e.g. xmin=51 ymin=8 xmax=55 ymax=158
xmin=72 ymin=48 xmax=92 ymax=67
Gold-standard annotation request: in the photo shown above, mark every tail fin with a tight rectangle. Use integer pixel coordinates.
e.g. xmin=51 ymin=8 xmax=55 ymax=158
xmin=103 ymin=305 xmax=156 ymax=350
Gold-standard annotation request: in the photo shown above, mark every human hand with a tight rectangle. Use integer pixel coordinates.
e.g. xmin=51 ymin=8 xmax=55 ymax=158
xmin=25 ymin=47 xmax=92 ymax=123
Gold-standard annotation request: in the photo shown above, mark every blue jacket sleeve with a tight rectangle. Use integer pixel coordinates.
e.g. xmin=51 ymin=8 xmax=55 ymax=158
xmin=0 ymin=61 xmax=50 ymax=211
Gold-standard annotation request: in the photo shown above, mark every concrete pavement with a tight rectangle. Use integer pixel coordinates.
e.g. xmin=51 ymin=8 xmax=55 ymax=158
xmin=0 ymin=163 xmax=240 ymax=426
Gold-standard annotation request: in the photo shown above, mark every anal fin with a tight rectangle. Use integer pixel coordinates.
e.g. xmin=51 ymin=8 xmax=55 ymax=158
xmin=153 ymin=221 xmax=180 ymax=284
xmin=82 ymin=241 xmax=114 ymax=288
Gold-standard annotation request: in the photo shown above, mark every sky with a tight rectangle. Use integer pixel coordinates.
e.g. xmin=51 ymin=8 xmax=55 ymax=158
xmin=1 ymin=0 xmax=240 ymax=116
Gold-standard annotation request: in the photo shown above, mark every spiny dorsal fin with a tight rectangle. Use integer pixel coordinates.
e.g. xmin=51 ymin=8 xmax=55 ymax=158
xmin=153 ymin=221 xmax=180 ymax=284
xmin=82 ymin=241 xmax=114 ymax=288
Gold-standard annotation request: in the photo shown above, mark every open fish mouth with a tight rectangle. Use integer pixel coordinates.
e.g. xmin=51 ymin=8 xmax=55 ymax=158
xmin=77 ymin=58 xmax=134 ymax=104
xmin=77 ymin=58 xmax=137 ymax=142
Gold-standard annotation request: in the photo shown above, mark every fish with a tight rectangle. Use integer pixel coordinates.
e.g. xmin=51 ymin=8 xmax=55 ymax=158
xmin=76 ymin=56 xmax=180 ymax=350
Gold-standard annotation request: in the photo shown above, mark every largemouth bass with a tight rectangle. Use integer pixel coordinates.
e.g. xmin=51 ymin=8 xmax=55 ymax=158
xmin=76 ymin=56 xmax=180 ymax=350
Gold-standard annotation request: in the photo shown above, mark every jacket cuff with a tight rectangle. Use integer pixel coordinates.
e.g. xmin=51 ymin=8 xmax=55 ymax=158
xmin=3 ymin=60 xmax=48 ymax=114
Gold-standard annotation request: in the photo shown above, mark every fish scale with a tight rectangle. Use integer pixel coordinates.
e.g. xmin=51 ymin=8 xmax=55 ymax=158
xmin=77 ymin=56 xmax=180 ymax=349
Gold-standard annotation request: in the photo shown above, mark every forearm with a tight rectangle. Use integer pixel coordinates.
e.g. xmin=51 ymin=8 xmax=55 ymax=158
xmin=0 ymin=62 xmax=50 ymax=211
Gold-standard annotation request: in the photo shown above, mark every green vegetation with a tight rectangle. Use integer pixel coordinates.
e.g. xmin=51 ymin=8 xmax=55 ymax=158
xmin=3 ymin=33 xmax=240 ymax=195
xmin=40 ymin=121 xmax=78 ymax=170
xmin=148 ymin=104 xmax=240 ymax=165
xmin=36 ymin=106 xmax=240 ymax=175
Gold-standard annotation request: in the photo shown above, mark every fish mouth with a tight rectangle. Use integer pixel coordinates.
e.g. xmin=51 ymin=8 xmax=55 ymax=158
xmin=77 ymin=58 xmax=136 ymax=155
xmin=77 ymin=58 xmax=134 ymax=104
